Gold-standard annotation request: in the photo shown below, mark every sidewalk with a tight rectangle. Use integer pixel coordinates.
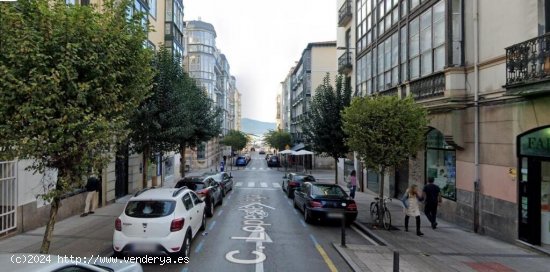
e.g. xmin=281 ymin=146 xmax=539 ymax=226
xmin=327 ymin=185 xmax=550 ymax=272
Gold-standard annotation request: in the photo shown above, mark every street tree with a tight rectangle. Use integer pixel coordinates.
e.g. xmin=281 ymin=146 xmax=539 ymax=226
xmin=263 ymin=130 xmax=292 ymax=152
xmin=221 ymin=130 xmax=249 ymax=168
xmin=342 ymin=95 xmax=428 ymax=219
xmin=303 ymin=74 xmax=352 ymax=184
xmin=0 ymin=0 xmax=153 ymax=253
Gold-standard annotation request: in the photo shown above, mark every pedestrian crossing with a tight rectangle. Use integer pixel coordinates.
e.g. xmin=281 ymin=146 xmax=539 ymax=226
xmin=241 ymin=167 xmax=274 ymax=171
xmin=234 ymin=181 xmax=281 ymax=189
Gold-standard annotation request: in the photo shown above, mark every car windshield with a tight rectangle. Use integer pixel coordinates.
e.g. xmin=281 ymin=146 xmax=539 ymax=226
xmin=295 ymin=175 xmax=316 ymax=182
xmin=125 ymin=200 xmax=176 ymax=218
xmin=210 ymin=174 xmax=223 ymax=182
xmin=180 ymin=182 xmax=206 ymax=191
xmin=310 ymin=185 xmax=346 ymax=197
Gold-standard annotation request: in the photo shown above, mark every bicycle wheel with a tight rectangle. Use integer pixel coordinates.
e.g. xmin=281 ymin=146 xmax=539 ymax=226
xmin=382 ymin=207 xmax=391 ymax=230
xmin=370 ymin=202 xmax=378 ymax=223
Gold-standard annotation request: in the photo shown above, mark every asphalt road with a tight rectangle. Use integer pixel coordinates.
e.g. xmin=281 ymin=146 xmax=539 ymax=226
xmin=142 ymin=152 xmax=372 ymax=272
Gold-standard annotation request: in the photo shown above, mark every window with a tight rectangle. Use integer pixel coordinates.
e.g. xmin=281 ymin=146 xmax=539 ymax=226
xmin=148 ymin=0 xmax=156 ymax=18
xmin=125 ymin=201 xmax=176 ymax=218
xmin=190 ymin=192 xmax=201 ymax=205
xmin=182 ymin=193 xmax=194 ymax=210
xmin=197 ymin=142 xmax=206 ymax=160
xmin=420 ymin=9 xmax=433 ymax=76
xmin=426 ymin=129 xmax=456 ymax=200
xmin=409 ymin=17 xmax=420 ymax=79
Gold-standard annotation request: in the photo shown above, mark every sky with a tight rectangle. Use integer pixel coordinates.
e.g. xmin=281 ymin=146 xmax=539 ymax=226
xmin=184 ymin=0 xmax=337 ymax=123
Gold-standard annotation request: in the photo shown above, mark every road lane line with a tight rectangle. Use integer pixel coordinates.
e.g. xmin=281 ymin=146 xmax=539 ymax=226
xmin=300 ymin=219 xmax=306 ymax=227
xmin=217 ymin=210 xmax=224 ymax=216
xmin=248 ymin=182 xmax=255 ymax=187
xmin=235 ymin=182 xmax=243 ymax=187
xmin=260 ymin=182 xmax=268 ymax=188
xmin=252 ymin=167 xmax=256 ymax=170
xmin=209 ymin=220 xmax=217 ymax=231
xmin=309 ymin=234 xmax=338 ymax=272
xmin=351 ymin=225 xmax=378 ymax=245
xmin=194 ymin=240 xmax=205 ymax=253
xmin=272 ymin=182 xmax=280 ymax=188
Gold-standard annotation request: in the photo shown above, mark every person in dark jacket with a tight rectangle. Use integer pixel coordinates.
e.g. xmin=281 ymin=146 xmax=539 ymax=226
xmin=81 ymin=176 xmax=100 ymax=217
xmin=423 ymin=177 xmax=442 ymax=229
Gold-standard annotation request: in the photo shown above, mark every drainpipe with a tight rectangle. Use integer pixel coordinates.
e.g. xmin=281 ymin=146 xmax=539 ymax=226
xmin=473 ymin=0 xmax=481 ymax=233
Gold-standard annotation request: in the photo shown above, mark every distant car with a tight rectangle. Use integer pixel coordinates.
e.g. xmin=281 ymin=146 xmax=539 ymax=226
xmin=175 ymin=176 xmax=223 ymax=217
xmin=1 ymin=253 xmax=142 ymax=272
xmin=235 ymin=156 xmax=247 ymax=166
xmin=250 ymin=147 xmax=255 ymax=152
xmin=113 ymin=187 xmax=206 ymax=259
xmin=267 ymin=155 xmax=280 ymax=167
xmin=282 ymin=173 xmax=317 ymax=198
xmin=259 ymin=149 xmax=266 ymax=155
xmin=209 ymin=172 xmax=234 ymax=196
xmin=293 ymin=182 xmax=358 ymax=225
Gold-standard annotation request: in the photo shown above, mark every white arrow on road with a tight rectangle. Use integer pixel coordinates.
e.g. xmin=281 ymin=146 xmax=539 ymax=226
xmin=239 ymin=202 xmax=276 ymax=210
xmin=231 ymin=231 xmax=273 ymax=243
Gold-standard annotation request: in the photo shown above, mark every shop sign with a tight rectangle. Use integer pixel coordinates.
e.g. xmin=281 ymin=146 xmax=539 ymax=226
xmin=519 ymin=127 xmax=550 ymax=157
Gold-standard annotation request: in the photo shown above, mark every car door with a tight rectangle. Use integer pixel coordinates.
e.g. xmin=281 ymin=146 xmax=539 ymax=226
xmin=182 ymin=193 xmax=198 ymax=237
xmin=297 ymin=183 xmax=309 ymax=209
xmin=207 ymin=178 xmax=220 ymax=203
xmin=190 ymin=192 xmax=204 ymax=231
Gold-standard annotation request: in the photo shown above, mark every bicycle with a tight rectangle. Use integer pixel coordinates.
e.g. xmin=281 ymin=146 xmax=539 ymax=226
xmin=369 ymin=196 xmax=392 ymax=230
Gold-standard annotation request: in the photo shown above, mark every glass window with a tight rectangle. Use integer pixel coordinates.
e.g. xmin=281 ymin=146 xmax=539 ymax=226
xmin=401 ymin=0 xmax=408 ymax=16
xmin=426 ymin=129 xmax=456 ymax=200
xmin=182 ymin=193 xmax=194 ymax=210
xmin=410 ymin=56 xmax=420 ymax=78
xmin=411 ymin=0 xmax=420 ymax=10
xmin=421 ymin=51 xmax=433 ymax=76
xmin=311 ymin=185 xmax=347 ymax=197
xmin=190 ymin=192 xmax=201 ymax=205
xmin=125 ymin=200 xmax=176 ymax=218
xmin=149 ymin=0 xmax=157 ymax=18
xmin=434 ymin=46 xmax=445 ymax=71
xmin=409 ymin=18 xmax=420 ymax=57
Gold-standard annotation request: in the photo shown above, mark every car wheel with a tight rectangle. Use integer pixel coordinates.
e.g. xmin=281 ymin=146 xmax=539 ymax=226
xmin=304 ymin=207 xmax=312 ymax=224
xmin=170 ymin=231 xmax=191 ymax=259
xmin=293 ymin=199 xmax=298 ymax=209
xmin=206 ymin=199 xmax=214 ymax=217
xmin=199 ymin=211 xmax=206 ymax=231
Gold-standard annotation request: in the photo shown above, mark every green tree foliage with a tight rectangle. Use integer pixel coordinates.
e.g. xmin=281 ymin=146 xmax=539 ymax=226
xmin=0 ymin=0 xmax=153 ymax=253
xmin=303 ymin=74 xmax=352 ymax=184
xmin=342 ymin=95 xmax=428 ymax=212
xmin=221 ymin=130 xmax=249 ymax=153
xmin=263 ymin=130 xmax=292 ymax=152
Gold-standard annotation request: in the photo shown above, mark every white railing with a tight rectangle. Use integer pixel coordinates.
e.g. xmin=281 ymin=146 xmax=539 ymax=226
xmin=0 ymin=161 xmax=17 ymax=236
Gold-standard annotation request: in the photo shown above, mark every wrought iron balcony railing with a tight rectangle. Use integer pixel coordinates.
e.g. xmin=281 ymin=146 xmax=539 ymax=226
xmin=410 ymin=72 xmax=445 ymax=100
xmin=505 ymin=33 xmax=550 ymax=87
xmin=338 ymin=0 xmax=352 ymax=27
xmin=338 ymin=51 xmax=353 ymax=74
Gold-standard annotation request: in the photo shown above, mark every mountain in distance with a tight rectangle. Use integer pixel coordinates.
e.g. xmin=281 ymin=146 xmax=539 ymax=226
xmin=240 ymin=118 xmax=276 ymax=136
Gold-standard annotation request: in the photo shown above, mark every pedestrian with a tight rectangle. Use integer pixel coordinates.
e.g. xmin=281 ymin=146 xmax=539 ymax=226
xmin=81 ymin=176 xmax=100 ymax=217
xmin=348 ymin=170 xmax=357 ymax=199
xmin=401 ymin=184 xmax=424 ymax=236
xmin=423 ymin=177 xmax=442 ymax=229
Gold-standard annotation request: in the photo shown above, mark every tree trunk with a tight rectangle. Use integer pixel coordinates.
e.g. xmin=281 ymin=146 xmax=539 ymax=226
xmin=334 ymin=158 xmax=338 ymax=185
xmin=180 ymin=144 xmax=186 ymax=178
xmin=40 ymin=196 xmax=60 ymax=254
xmin=142 ymin=145 xmax=149 ymax=189
xmin=379 ymin=166 xmax=386 ymax=225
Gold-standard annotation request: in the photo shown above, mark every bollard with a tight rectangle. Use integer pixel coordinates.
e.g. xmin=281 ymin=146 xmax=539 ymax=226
xmin=393 ymin=251 xmax=399 ymax=272
xmin=341 ymin=212 xmax=346 ymax=247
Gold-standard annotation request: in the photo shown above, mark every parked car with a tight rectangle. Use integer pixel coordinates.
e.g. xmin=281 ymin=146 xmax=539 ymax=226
xmin=113 ymin=187 xmax=206 ymax=259
xmin=267 ymin=155 xmax=280 ymax=167
xmin=265 ymin=154 xmax=272 ymax=160
xmin=209 ymin=172 xmax=234 ymax=196
xmin=235 ymin=156 xmax=248 ymax=166
xmin=1 ymin=253 xmax=142 ymax=272
xmin=175 ymin=176 xmax=223 ymax=217
xmin=293 ymin=182 xmax=358 ymax=225
xmin=282 ymin=173 xmax=316 ymax=198
xmin=259 ymin=149 xmax=265 ymax=154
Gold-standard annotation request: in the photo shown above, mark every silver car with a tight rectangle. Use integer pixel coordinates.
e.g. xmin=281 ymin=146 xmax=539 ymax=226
xmin=1 ymin=253 xmax=142 ymax=272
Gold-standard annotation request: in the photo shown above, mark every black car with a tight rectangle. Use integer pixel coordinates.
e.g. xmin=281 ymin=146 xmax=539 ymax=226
xmin=267 ymin=155 xmax=280 ymax=167
xmin=175 ymin=176 xmax=223 ymax=217
xmin=209 ymin=172 xmax=234 ymax=196
xmin=282 ymin=173 xmax=316 ymax=198
xmin=293 ymin=182 xmax=358 ymax=225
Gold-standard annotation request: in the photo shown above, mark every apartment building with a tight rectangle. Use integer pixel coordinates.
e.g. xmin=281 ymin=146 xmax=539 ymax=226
xmin=349 ymin=0 xmax=550 ymax=249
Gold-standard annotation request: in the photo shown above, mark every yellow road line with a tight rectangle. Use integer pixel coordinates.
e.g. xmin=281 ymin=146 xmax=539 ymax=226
xmin=315 ymin=243 xmax=339 ymax=272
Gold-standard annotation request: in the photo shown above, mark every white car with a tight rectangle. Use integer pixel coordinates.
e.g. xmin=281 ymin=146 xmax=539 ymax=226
xmin=1 ymin=253 xmax=142 ymax=272
xmin=113 ymin=187 xmax=206 ymax=258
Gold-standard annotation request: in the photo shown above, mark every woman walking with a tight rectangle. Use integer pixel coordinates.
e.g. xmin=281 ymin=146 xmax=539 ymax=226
xmin=401 ymin=184 xmax=424 ymax=236
xmin=348 ymin=170 xmax=357 ymax=199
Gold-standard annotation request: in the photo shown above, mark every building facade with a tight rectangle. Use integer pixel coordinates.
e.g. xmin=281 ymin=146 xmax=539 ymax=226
xmin=351 ymin=0 xmax=550 ymax=249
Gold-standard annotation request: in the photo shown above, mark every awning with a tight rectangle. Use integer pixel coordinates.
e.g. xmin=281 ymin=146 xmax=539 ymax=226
xmin=291 ymin=143 xmax=305 ymax=151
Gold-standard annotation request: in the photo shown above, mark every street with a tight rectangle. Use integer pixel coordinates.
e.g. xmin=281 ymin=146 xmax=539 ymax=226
xmin=141 ymin=153 xmax=371 ymax=272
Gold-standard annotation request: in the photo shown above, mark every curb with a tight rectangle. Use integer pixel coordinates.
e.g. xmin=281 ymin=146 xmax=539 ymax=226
xmin=352 ymin=221 xmax=393 ymax=247
xmin=331 ymin=243 xmax=365 ymax=272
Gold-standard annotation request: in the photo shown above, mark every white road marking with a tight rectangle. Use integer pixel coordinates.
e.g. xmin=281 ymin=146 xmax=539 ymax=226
xmin=259 ymin=167 xmax=264 ymax=170
xmin=271 ymin=182 xmax=280 ymax=188
xmin=252 ymin=167 xmax=256 ymax=170
xmin=248 ymin=182 xmax=255 ymax=187
xmin=260 ymin=182 xmax=268 ymax=188
xmin=235 ymin=182 xmax=243 ymax=187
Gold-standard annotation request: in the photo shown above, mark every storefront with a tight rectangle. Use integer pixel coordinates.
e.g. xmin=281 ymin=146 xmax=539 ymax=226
xmin=517 ymin=126 xmax=550 ymax=246
xmin=425 ymin=128 xmax=457 ymax=200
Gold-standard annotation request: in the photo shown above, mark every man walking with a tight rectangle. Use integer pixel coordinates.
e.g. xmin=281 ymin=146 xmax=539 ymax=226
xmin=81 ymin=176 xmax=100 ymax=217
xmin=423 ymin=177 xmax=441 ymax=229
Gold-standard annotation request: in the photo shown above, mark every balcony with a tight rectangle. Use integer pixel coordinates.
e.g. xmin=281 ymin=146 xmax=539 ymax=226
xmin=410 ymin=72 xmax=445 ymax=100
xmin=338 ymin=51 xmax=353 ymax=74
xmin=338 ymin=0 xmax=352 ymax=27
xmin=505 ymin=33 xmax=550 ymax=95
